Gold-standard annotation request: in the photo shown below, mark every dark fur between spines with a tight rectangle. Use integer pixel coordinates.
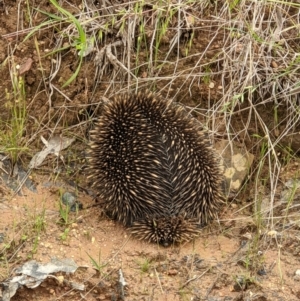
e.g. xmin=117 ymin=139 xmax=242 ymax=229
xmin=88 ymin=91 xmax=223 ymax=245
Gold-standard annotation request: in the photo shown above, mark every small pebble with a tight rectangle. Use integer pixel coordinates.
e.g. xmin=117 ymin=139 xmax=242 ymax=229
xmin=167 ymin=269 xmax=178 ymax=276
xmin=57 ymin=275 xmax=64 ymax=285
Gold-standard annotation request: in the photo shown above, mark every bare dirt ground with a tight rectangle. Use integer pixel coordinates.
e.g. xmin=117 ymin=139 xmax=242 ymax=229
xmin=2 ymin=177 xmax=300 ymax=301
xmin=1 ymin=1 xmax=300 ymax=301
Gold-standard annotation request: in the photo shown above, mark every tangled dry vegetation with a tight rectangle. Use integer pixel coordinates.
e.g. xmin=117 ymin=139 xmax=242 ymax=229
xmin=1 ymin=0 xmax=300 ymax=300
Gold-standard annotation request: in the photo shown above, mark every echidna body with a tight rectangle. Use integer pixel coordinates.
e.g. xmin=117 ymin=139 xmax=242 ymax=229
xmin=88 ymin=92 xmax=222 ymax=245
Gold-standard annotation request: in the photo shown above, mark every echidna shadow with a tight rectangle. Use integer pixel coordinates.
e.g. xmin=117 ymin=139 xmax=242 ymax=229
xmin=88 ymin=91 xmax=223 ymax=246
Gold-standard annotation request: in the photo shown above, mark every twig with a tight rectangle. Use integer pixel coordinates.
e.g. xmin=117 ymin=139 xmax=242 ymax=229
xmin=154 ymin=268 xmax=164 ymax=294
xmin=179 ymin=267 xmax=210 ymax=290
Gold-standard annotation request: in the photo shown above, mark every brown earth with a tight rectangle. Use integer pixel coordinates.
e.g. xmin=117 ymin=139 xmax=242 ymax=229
xmin=2 ymin=179 xmax=300 ymax=301
xmin=1 ymin=1 xmax=300 ymax=301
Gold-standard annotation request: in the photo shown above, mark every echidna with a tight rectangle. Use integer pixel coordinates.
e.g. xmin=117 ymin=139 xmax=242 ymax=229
xmin=88 ymin=91 xmax=223 ymax=246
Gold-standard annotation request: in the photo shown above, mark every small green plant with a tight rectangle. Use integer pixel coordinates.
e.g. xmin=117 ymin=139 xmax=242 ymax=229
xmin=24 ymin=0 xmax=34 ymax=26
xmin=134 ymin=2 xmax=149 ymax=76
xmin=86 ymin=251 xmax=107 ymax=274
xmin=282 ymin=178 xmax=299 ymax=227
xmin=203 ymin=65 xmax=212 ymax=85
xmin=277 ymin=144 xmax=294 ymax=166
xmin=0 ymin=248 xmax=10 ymax=280
xmin=233 ymin=274 xmax=256 ymax=291
xmin=57 ymin=191 xmax=78 ymax=242
xmin=228 ymin=0 xmax=241 ymax=11
xmin=48 ymin=0 xmax=88 ymax=87
xmin=184 ymin=30 xmax=195 ymax=57
xmin=138 ymin=257 xmax=151 ymax=273
xmin=153 ymin=3 xmax=177 ymax=67
xmin=2 ymin=207 xmax=47 ymax=260
xmin=20 ymin=206 xmax=47 ymax=257
xmin=31 ymin=211 xmax=46 ymax=254
xmin=222 ymin=86 xmax=257 ymax=113
xmin=0 ymin=221 xmax=20 ymax=275
xmin=241 ymin=233 xmax=264 ymax=272
xmin=0 ymin=57 xmax=28 ymax=166
xmin=60 ymin=228 xmax=70 ymax=241
xmin=58 ymin=200 xmax=71 ymax=225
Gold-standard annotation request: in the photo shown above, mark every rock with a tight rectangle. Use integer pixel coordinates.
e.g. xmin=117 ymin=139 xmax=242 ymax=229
xmin=61 ymin=192 xmax=83 ymax=212
xmin=215 ymin=140 xmax=254 ymax=197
